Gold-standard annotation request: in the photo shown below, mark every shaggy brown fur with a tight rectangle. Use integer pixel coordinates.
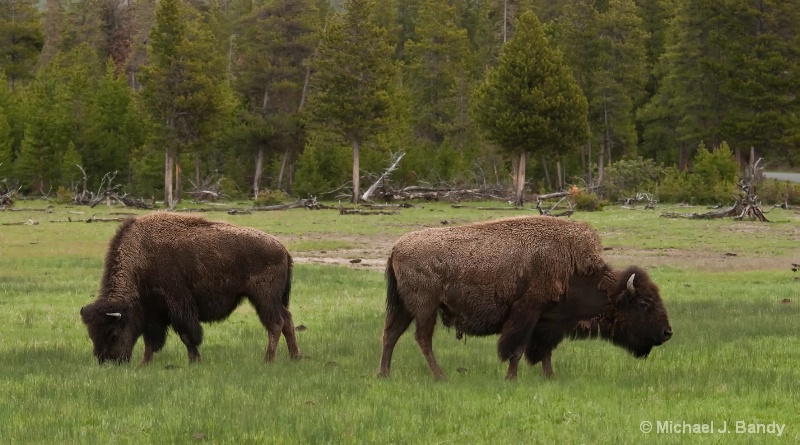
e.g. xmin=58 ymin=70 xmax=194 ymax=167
xmin=378 ymin=216 xmax=672 ymax=380
xmin=80 ymin=212 xmax=300 ymax=364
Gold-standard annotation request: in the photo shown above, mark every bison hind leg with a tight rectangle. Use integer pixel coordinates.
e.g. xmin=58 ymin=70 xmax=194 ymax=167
xmin=378 ymin=302 xmax=414 ymax=378
xmin=280 ymin=306 xmax=301 ymax=360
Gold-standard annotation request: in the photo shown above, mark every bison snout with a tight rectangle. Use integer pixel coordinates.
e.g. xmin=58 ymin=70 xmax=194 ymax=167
xmin=663 ymin=327 xmax=673 ymax=341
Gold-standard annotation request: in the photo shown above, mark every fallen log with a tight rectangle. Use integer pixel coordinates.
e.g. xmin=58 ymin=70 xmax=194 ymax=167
xmin=451 ymin=205 xmax=532 ymax=211
xmin=1 ymin=219 xmax=39 ymax=226
xmin=0 ymin=206 xmax=54 ymax=212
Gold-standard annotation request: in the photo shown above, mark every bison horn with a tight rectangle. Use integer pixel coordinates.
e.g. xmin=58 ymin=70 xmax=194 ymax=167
xmin=627 ymin=274 xmax=636 ymax=293
xmin=106 ymin=312 xmax=122 ymax=318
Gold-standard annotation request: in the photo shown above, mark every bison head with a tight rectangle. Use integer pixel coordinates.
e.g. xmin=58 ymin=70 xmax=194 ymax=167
xmin=80 ymin=300 xmax=141 ymax=364
xmin=605 ymin=267 xmax=672 ymax=358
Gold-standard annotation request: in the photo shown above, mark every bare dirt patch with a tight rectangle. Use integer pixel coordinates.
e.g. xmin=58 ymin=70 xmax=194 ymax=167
xmin=288 ymin=232 xmax=796 ymax=273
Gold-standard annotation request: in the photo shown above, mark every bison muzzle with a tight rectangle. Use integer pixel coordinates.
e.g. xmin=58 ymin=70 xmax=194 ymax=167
xmin=377 ymin=216 xmax=672 ymax=380
xmin=80 ymin=212 xmax=301 ymax=365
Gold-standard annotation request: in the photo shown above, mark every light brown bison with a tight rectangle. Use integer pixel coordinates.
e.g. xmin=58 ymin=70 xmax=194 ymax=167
xmin=80 ymin=212 xmax=300 ymax=364
xmin=378 ymin=216 xmax=672 ymax=380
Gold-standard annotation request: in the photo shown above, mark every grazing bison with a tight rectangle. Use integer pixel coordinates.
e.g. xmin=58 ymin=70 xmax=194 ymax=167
xmin=80 ymin=212 xmax=300 ymax=364
xmin=378 ymin=216 xmax=672 ymax=380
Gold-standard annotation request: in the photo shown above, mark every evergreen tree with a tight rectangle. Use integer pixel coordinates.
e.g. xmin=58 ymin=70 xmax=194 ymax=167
xmin=0 ymin=0 xmax=44 ymax=89
xmin=139 ymin=0 xmax=230 ymax=206
xmin=473 ymin=11 xmax=588 ymax=206
xmin=60 ymin=141 xmax=82 ymax=188
xmin=306 ymin=0 xmax=395 ymax=202
xmin=14 ymin=61 xmax=74 ymax=194
xmin=234 ymin=0 xmax=320 ymax=195
xmin=80 ymin=60 xmax=145 ymax=188
xmin=0 ymin=100 xmax=11 ymax=180
xmin=404 ymin=0 xmax=472 ymax=147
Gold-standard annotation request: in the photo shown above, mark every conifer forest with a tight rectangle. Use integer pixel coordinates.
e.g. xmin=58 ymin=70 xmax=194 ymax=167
xmin=1 ymin=0 xmax=798 ymax=205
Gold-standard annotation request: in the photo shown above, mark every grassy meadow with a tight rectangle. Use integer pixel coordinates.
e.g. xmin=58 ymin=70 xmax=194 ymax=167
xmin=1 ymin=200 xmax=799 ymax=444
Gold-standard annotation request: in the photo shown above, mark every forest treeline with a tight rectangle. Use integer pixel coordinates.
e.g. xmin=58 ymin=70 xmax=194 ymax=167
xmin=0 ymin=0 xmax=798 ymax=205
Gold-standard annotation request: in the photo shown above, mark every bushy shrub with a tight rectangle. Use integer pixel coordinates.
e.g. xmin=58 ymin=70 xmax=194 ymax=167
xmin=571 ymin=190 xmax=606 ymax=211
xmin=54 ymin=186 xmax=73 ymax=204
xmin=656 ymin=142 xmax=741 ymax=204
xmin=254 ymin=189 xmax=289 ymax=206
xmin=758 ymin=179 xmax=800 ymax=205
xmin=601 ymin=157 xmax=666 ymax=202
xmin=218 ymin=176 xmax=244 ymax=200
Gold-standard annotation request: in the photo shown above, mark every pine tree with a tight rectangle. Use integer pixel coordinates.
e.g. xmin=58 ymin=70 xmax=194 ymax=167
xmin=14 ymin=62 xmax=74 ymax=194
xmin=234 ymin=0 xmax=320 ymax=195
xmin=404 ymin=0 xmax=472 ymax=147
xmin=0 ymin=0 xmax=44 ymax=89
xmin=307 ymin=0 xmax=396 ymax=202
xmin=60 ymin=141 xmax=82 ymax=188
xmin=80 ymin=60 xmax=145 ymax=188
xmin=473 ymin=11 xmax=588 ymax=206
xmin=139 ymin=0 xmax=230 ymax=206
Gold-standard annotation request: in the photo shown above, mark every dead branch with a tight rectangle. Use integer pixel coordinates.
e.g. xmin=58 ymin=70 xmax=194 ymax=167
xmin=338 ymin=201 xmax=397 ymax=215
xmin=0 ymin=205 xmax=54 ymax=213
xmin=660 ymin=159 xmax=769 ymax=221
xmin=1 ymin=218 xmax=39 ymax=226
xmin=621 ymin=192 xmax=658 ymax=209
xmin=451 ymin=205 xmax=532 ymax=211
xmin=188 ymin=176 xmax=229 ymax=203
xmin=536 ymin=196 xmax=574 ymax=217
xmin=361 ymin=152 xmax=405 ymax=202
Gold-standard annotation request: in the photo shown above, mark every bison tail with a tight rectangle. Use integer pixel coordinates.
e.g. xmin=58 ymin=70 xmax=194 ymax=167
xmin=282 ymin=257 xmax=293 ymax=308
xmin=385 ymin=254 xmax=401 ymax=315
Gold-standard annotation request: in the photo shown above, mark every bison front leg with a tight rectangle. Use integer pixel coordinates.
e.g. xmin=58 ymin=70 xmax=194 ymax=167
xmin=140 ymin=322 xmax=168 ymax=365
xmin=415 ymin=312 xmax=446 ymax=380
xmin=541 ymin=350 xmax=553 ymax=378
xmin=172 ymin=317 xmax=203 ymax=363
xmin=498 ymin=303 xmax=544 ymax=381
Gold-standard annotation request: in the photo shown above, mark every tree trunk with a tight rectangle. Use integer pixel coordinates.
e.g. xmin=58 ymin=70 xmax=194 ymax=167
xmin=503 ymin=0 xmax=508 ymax=43
xmin=542 ymin=156 xmax=552 ymax=190
xmin=597 ymin=148 xmax=605 ymax=185
xmin=352 ymin=139 xmax=360 ymax=202
xmin=514 ymin=151 xmax=526 ymax=206
xmin=580 ymin=144 xmax=587 ymax=185
xmin=603 ymin=98 xmax=612 ymax=167
xmin=679 ymin=144 xmax=688 ymax=171
xmin=175 ymin=154 xmax=182 ymax=204
xmin=164 ymin=148 xmax=174 ymax=208
xmin=510 ymin=155 xmax=519 ymax=196
xmin=194 ymin=151 xmax=201 ymax=186
xmin=556 ymin=159 xmax=563 ymax=190
xmin=253 ymin=144 xmax=265 ymax=197
xmin=287 ymin=162 xmax=293 ymax=195
xmin=277 ymin=146 xmax=290 ymax=191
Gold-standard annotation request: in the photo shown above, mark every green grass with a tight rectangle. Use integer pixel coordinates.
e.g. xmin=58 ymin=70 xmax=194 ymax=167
xmin=1 ymin=201 xmax=799 ymax=444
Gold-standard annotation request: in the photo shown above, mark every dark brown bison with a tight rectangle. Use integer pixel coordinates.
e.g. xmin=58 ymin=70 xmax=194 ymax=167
xmin=378 ymin=216 xmax=672 ymax=380
xmin=80 ymin=212 xmax=300 ymax=364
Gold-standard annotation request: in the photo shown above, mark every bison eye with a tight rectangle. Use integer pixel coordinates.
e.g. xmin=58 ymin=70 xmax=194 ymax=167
xmin=637 ymin=300 xmax=650 ymax=310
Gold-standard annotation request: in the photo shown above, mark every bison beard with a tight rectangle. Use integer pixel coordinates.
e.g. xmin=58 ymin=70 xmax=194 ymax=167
xmin=378 ymin=216 xmax=673 ymax=380
xmin=80 ymin=213 xmax=301 ymax=365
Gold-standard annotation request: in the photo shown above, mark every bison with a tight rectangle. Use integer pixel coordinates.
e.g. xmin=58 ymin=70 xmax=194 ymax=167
xmin=80 ymin=212 xmax=300 ymax=364
xmin=378 ymin=216 xmax=672 ymax=380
